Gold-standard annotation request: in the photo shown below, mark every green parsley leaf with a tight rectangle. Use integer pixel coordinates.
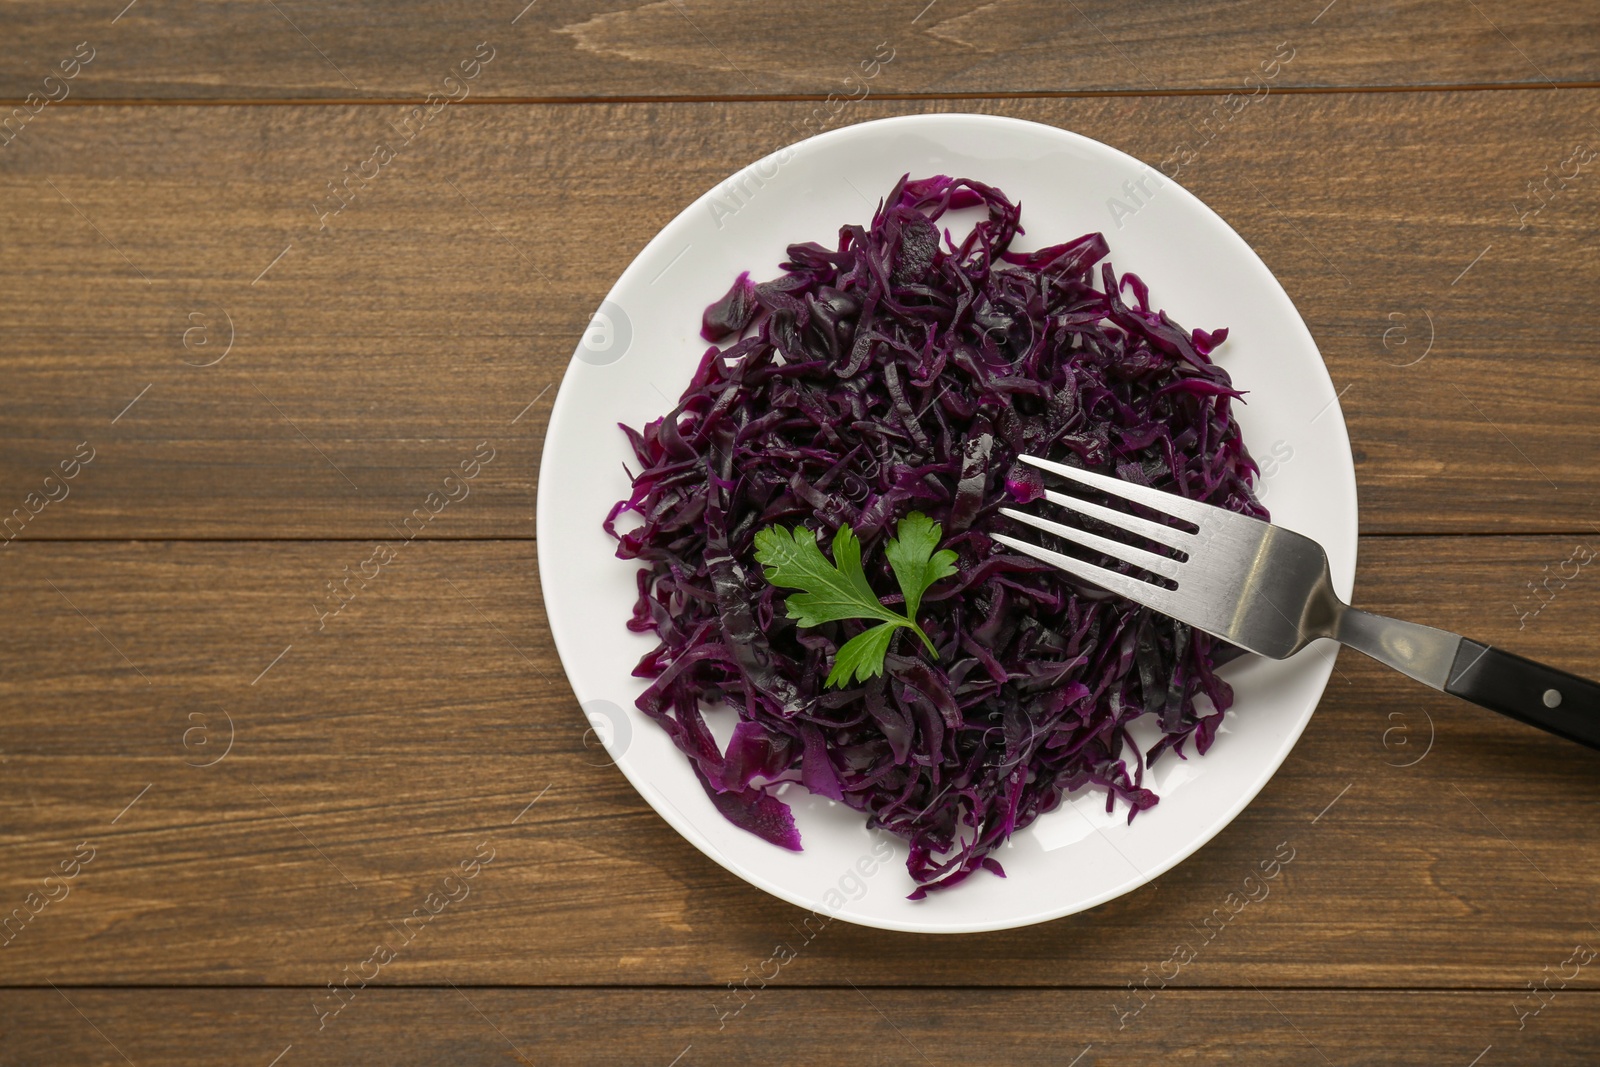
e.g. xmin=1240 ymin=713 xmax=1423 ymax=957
xmin=826 ymin=621 xmax=900 ymax=688
xmin=751 ymin=524 xmax=902 ymax=629
xmin=883 ymin=512 xmax=959 ymax=624
xmin=753 ymin=512 xmax=953 ymax=689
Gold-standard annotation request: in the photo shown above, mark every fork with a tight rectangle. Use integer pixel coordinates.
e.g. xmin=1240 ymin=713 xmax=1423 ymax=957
xmin=994 ymin=454 xmax=1600 ymax=751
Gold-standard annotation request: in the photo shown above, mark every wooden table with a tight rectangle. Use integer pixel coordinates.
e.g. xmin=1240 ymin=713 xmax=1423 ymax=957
xmin=3 ymin=2 xmax=1598 ymax=1063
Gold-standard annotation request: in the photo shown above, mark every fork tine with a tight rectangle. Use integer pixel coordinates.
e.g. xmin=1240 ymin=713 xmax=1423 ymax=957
xmin=999 ymin=507 xmax=1181 ymax=580
xmin=1039 ymin=489 xmax=1195 ymax=554
xmin=991 ymin=532 xmax=1191 ymax=617
xmin=1020 ymin=454 xmax=1214 ymax=526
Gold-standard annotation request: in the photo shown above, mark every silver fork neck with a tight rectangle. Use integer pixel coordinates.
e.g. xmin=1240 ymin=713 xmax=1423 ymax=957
xmin=1327 ymin=604 xmax=1464 ymax=691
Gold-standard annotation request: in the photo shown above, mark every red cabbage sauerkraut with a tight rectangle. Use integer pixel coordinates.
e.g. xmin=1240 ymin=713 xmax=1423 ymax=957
xmin=605 ymin=174 xmax=1265 ymax=896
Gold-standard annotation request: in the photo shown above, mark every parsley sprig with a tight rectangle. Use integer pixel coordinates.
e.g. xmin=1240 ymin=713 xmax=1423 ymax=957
xmin=753 ymin=512 xmax=958 ymax=689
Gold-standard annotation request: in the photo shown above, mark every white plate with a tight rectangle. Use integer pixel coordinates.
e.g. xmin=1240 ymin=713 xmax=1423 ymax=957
xmin=536 ymin=113 xmax=1357 ymax=933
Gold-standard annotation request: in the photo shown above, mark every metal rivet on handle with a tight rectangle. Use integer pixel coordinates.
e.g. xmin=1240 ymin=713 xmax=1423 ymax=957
xmin=1542 ymin=688 xmax=1562 ymax=708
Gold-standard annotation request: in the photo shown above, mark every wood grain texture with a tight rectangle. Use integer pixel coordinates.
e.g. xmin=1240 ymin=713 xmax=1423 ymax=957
xmin=0 ymin=0 xmax=1597 ymax=101
xmin=1 ymin=536 xmax=1596 ymax=987
xmin=1 ymin=92 xmax=1599 ymax=538
xmin=4 ymin=988 xmax=1599 ymax=1066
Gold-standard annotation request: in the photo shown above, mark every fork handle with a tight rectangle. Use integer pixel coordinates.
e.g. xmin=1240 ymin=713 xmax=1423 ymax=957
xmin=1444 ymin=640 xmax=1600 ymax=751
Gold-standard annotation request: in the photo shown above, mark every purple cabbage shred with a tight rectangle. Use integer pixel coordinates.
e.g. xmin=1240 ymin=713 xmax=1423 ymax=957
xmin=701 ymin=271 xmax=759 ymax=342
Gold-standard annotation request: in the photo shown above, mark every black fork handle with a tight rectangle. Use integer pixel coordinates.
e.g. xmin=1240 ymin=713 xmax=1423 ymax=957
xmin=1445 ymin=640 xmax=1600 ymax=751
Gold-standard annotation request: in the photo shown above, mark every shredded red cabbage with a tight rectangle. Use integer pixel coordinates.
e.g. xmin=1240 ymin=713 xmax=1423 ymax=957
xmin=606 ymin=174 xmax=1266 ymax=897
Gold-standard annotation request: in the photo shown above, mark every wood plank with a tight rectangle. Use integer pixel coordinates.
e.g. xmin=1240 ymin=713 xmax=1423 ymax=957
xmin=0 ymin=535 xmax=1597 ymax=987
xmin=2 ymin=988 xmax=1597 ymax=1065
xmin=1 ymin=0 xmax=1596 ymax=101
xmin=1 ymin=93 xmax=1598 ymax=538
